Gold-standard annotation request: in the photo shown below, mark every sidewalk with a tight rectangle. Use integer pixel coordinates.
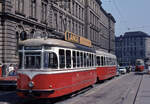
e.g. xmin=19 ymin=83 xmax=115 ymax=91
xmin=135 ymin=73 xmax=150 ymax=104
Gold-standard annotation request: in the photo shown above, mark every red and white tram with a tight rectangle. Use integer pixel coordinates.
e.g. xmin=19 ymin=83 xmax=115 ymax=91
xmin=17 ymin=38 xmax=97 ymax=98
xmin=135 ymin=59 xmax=144 ymax=72
xmin=96 ymin=51 xmax=117 ymax=81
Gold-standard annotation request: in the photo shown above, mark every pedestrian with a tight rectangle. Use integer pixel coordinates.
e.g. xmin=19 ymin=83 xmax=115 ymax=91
xmin=8 ymin=64 xmax=16 ymax=76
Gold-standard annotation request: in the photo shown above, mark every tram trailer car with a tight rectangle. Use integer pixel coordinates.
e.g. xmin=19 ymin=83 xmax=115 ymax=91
xmin=135 ymin=59 xmax=144 ymax=72
xmin=17 ymin=38 xmax=97 ymax=98
xmin=96 ymin=51 xmax=117 ymax=81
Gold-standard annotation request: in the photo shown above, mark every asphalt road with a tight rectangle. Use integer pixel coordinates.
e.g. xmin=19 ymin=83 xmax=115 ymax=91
xmin=0 ymin=72 xmax=143 ymax=104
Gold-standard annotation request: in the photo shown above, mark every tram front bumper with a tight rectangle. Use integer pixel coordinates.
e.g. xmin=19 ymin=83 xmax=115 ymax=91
xmin=17 ymin=89 xmax=55 ymax=97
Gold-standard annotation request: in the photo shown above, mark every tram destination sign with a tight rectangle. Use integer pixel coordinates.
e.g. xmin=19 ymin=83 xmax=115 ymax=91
xmin=25 ymin=46 xmax=42 ymax=50
xmin=65 ymin=31 xmax=92 ymax=47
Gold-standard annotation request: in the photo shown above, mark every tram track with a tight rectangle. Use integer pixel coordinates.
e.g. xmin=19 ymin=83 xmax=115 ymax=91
xmin=56 ymin=72 xmax=143 ymax=104
xmin=133 ymin=72 xmax=144 ymax=104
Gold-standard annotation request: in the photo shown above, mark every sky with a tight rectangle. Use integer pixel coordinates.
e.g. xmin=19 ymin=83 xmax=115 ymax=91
xmin=101 ymin=0 xmax=150 ymax=36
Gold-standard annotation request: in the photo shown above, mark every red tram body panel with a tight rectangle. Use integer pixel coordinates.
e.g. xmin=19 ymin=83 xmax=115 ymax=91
xmin=96 ymin=66 xmax=116 ymax=80
xmin=135 ymin=65 xmax=144 ymax=72
xmin=135 ymin=59 xmax=144 ymax=72
xmin=17 ymin=69 xmax=96 ymax=98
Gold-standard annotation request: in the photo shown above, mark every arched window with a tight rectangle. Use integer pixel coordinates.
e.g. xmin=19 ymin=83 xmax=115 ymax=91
xmin=20 ymin=31 xmax=27 ymax=41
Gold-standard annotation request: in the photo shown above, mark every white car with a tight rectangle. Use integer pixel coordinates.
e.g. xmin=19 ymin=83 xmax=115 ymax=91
xmin=119 ymin=67 xmax=127 ymax=74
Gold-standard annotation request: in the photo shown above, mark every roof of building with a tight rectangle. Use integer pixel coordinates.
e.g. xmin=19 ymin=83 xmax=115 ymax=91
xmin=124 ymin=31 xmax=150 ymax=37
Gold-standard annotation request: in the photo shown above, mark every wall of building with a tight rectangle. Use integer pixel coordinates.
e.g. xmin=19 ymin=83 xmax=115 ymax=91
xmin=116 ymin=31 xmax=150 ymax=66
xmin=0 ymin=0 xmax=115 ymax=64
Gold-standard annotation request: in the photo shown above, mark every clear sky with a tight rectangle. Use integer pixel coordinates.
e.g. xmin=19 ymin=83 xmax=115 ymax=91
xmin=101 ymin=0 xmax=150 ymax=36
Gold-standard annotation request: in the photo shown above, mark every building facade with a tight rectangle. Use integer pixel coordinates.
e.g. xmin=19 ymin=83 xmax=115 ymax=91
xmin=85 ymin=0 xmax=115 ymax=53
xmin=0 ymin=0 xmax=115 ymax=65
xmin=115 ymin=31 xmax=150 ymax=67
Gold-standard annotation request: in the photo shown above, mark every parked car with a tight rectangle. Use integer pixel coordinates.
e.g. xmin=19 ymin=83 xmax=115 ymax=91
xmin=119 ymin=67 xmax=127 ymax=74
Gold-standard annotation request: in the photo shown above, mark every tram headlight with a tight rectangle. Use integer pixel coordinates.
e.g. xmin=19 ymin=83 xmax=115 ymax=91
xmin=28 ymin=81 xmax=34 ymax=88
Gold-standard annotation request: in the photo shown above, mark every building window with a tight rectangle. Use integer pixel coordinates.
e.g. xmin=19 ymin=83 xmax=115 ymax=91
xmin=59 ymin=15 xmax=63 ymax=32
xmin=76 ymin=23 xmax=78 ymax=34
xmin=54 ymin=12 xmax=58 ymax=30
xmin=79 ymin=6 xmax=81 ymax=19
xmin=72 ymin=21 xmax=74 ymax=33
xmin=30 ymin=0 xmax=36 ymax=19
xmin=76 ymin=3 xmax=78 ymax=17
xmin=41 ymin=0 xmax=47 ymax=23
xmin=68 ymin=19 xmax=71 ymax=32
xmin=15 ymin=0 xmax=24 ymax=14
xmin=72 ymin=1 xmax=74 ymax=15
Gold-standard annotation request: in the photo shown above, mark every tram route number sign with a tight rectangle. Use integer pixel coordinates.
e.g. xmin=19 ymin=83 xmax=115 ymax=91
xmin=65 ymin=31 xmax=92 ymax=47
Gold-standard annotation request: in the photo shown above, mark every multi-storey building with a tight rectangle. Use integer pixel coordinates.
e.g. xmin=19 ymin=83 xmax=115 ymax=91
xmin=85 ymin=0 xmax=115 ymax=53
xmin=0 ymin=0 xmax=115 ymax=65
xmin=116 ymin=31 xmax=150 ymax=67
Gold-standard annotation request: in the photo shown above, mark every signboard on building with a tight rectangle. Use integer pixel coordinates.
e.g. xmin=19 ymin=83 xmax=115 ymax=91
xmin=65 ymin=31 xmax=92 ymax=47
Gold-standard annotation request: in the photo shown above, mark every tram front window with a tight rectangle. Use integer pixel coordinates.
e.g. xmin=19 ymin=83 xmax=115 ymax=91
xmin=25 ymin=52 xmax=41 ymax=69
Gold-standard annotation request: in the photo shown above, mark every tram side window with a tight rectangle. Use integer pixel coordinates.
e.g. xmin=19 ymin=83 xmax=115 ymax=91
xmin=94 ymin=55 xmax=96 ymax=66
xmin=112 ymin=59 xmax=114 ymax=65
xmin=73 ymin=51 xmax=76 ymax=68
xmin=89 ymin=54 xmax=91 ymax=67
xmin=84 ymin=53 xmax=87 ymax=67
xmin=66 ymin=50 xmax=71 ymax=68
xmin=59 ymin=49 xmax=65 ymax=68
xmin=44 ymin=52 xmax=58 ymax=69
xmin=77 ymin=52 xmax=80 ymax=67
xmin=104 ymin=57 xmax=106 ymax=66
xmin=92 ymin=54 xmax=94 ymax=66
xmin=101 ymin=56 xmax=104 ymax=66
xmin=106 ymin=57 xmax=108 ymax=66
xmin=109 ymin=58 xmax=111 ymax=65
xmin=87 ymin=53 xmax=89 ymax=67
xmin=112 ymin=58 xmax=114 ymax=65
xmin=97 ymin=56 xmax=100 ymax=66
xmin=80 ymin=52 xmax=83 ymax=67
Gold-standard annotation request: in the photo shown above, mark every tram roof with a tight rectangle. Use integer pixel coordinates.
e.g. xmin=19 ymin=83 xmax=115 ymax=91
xmin=96 ymin=50 xmax=116 ymax=58
xmin=19 ymin=38 xmax=95 ymax=53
